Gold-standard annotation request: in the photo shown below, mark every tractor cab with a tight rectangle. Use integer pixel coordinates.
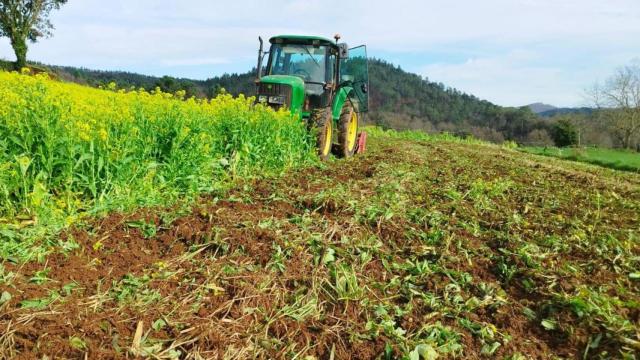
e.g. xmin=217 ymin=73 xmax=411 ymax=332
xmin=255 ymin=34 xmax=369 ymax=159
xmin=269 ymin=39 xmax=332 ymax=100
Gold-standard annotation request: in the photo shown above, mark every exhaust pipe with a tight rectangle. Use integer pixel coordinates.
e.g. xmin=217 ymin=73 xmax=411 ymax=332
xmin=256 ymin=37 xmax=264 ymax=81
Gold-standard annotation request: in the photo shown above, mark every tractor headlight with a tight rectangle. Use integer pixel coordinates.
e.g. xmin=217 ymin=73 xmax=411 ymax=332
xmin=258 ymin=95 xmax=268 ymax=103
xmin=268 ymin=95 xmax=286 ymax=105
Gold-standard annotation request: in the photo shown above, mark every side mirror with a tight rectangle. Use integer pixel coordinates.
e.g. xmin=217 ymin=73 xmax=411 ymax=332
xmin=361 ymin=83 xmax=368 ymax=94
xmin=338 ymin=43 xmax=349 ymax=59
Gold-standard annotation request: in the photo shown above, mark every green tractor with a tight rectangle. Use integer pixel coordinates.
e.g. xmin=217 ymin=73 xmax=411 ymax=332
xmin=255 ymin=34 xmax=369 ymax=159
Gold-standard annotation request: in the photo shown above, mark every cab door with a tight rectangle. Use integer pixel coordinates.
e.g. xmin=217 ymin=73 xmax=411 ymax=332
xmin=340 ymin=45 xmax=369 ymax=113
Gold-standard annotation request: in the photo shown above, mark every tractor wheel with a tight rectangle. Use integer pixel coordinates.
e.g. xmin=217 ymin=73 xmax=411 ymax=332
xmin=337 ymin=101 xmax=358 ymax=157
xmin=311 ymin=108 xmax=333 ymax=161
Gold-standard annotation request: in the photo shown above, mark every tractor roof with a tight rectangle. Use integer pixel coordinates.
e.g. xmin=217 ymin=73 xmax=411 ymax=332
xmin=270 ymin=35 xmax=337 ymax=47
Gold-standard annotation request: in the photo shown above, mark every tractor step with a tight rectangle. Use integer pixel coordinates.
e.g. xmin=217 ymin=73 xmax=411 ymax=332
xmin=356 ymin=131 xmax=367 ymax=154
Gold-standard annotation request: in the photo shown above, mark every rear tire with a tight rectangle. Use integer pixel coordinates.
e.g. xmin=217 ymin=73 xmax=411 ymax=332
xmin=337 ymin=101 xmax=358 ymax=158
xmin=310 ymin=108 xmax=333 ymax=161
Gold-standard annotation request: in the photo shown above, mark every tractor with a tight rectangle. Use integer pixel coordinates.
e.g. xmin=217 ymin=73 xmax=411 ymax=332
xmin=255 ymin=34 xmax=369 ymax=159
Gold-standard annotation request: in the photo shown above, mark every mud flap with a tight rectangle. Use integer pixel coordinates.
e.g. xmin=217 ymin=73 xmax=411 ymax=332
xmin=355 ymin=131 xmax=367 ymax=154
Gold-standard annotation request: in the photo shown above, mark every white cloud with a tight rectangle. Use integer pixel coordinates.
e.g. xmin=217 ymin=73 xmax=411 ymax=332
xmin=422 ymin=51 xmax=573 ymax=106
xmin=419 ymin=42 xmax=637 ymax=107
xmin=1 ymin=0 xmax=638 ymax=106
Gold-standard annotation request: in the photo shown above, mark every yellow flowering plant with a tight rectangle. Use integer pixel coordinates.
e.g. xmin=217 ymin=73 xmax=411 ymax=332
xmin=0 ymin=70 xmax=314 ymax=231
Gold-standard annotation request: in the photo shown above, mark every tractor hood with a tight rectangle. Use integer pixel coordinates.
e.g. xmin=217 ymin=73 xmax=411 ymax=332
xmin=260 ymin=75 xmax=305 ymax=90
xmin=257 ymin=75 xmax=305 ymax=113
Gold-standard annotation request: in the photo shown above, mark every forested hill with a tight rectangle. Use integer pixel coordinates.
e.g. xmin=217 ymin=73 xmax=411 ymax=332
xmin=20 ymin=59 xmax=548 ymax=143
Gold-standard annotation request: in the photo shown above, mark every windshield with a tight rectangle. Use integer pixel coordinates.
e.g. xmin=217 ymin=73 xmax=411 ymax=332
xmin=268 ymin=44 xmax=330 ymax=84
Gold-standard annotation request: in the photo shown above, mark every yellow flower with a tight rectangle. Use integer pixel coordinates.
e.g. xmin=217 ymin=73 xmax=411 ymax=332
xmin=99 ymin=129 xmax=108 ymax=141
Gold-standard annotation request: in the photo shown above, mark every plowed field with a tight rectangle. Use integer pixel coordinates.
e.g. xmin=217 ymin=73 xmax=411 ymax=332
xmin=2 ymin=134 xmax=639 ymax=359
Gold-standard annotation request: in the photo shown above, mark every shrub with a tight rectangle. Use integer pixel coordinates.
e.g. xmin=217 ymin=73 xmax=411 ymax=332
xmin=551 ymin=118 xmax=578 ymax=147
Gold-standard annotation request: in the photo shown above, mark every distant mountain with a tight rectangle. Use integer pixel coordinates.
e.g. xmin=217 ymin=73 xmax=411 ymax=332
xmin=526 ymin=102 xmax=595 ymax=118
xmin=527 ymin=103 xmax=557 ymax=114
xmin=538 ymin=107 xmax=594 ymax=118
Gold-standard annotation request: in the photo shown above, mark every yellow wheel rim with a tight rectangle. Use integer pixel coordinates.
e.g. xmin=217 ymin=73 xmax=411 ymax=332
xmin=322 ymin=121 xmax=332 ymax=156
xmin=347 ymin=111 xmax=358 ymax=151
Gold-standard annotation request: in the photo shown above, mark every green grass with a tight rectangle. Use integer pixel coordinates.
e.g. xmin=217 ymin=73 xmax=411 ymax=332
xmin=519 ymin=146 xmax=640 ymax=172
xmin=366 ymin=126 xmax=487 ymax=145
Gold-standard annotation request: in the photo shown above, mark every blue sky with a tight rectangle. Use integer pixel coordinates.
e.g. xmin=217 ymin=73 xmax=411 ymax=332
xmin=1 ymin=0 xmax=638 ymax=107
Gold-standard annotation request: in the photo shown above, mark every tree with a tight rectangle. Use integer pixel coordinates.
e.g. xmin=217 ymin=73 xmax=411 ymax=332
xmin=526 ymin=128 xmax=553 ymax=146
xmin=551 ymin=118 xmax=578 ymax=147
xmin=588 ymin=61 xmax=640 ymax=149
xmin=0 ymin=0 xmax=67 ymax=70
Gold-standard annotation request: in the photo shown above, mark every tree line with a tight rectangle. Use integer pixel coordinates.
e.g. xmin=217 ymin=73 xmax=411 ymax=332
xmin=40 ymin=59 xmax=554 ymax=145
